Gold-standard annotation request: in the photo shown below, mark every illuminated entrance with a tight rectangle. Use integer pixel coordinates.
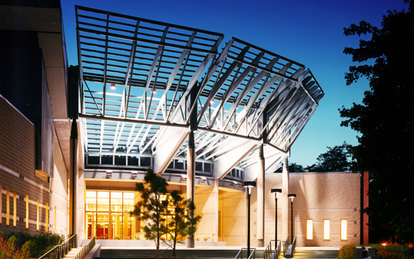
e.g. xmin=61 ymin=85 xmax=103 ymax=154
xmin=85 ymin=190 xmax=138 ymax=239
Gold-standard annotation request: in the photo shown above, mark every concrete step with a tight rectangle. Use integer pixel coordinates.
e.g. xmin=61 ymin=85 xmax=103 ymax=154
xmin=291 ymin=249 xmax=338 ymax=259
xmin=97 ymin=248 xmax=263 ymax=258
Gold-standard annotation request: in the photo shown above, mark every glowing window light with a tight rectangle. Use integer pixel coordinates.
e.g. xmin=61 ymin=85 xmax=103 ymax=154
xmin=341 ymin=219 xmax=348 ymax=240
xmin=26 ymin=195 xmax=29 ymax=229
xmin=6 ymin=189 xmax=10 ymax=225
xmin=323 ymin=220 xmax=330 ymax=240
xmin=13 ymin=192 xmax=16 ymax=226
xmin=306 ymin=219 xmax=313 ymax=240
xmin=36 ymin=200 xmax=40 ymax=231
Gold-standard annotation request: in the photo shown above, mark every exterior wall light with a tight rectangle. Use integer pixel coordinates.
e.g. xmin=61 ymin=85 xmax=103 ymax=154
xmin=271 ymin=188 xmax=282 ymax=246
xmin=243 ymin=181 xmax=256 ymax=257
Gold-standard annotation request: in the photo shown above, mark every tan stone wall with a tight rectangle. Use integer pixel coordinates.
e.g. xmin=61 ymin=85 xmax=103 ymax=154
xmin=50 ymin=132 xmax=69 ymax=236
xmin=214 ymin=172 xmax=360 ymax=247
xmin=218 ymin=188 xmax=246 ymax=246
xmin=262 ymin=172 xmax=361 ymax=247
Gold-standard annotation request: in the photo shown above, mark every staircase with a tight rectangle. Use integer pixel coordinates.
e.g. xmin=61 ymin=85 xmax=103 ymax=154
xmin=290 ymin=248 xmax=338 ymax=259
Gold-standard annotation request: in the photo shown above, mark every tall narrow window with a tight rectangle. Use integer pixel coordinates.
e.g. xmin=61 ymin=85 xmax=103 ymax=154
xmin=323 ymin=220 xmax=330 ymax=240
xmin=341 ymin=219 xmax=347 ymax=241
xmin=6 ymin=189 xmax=10 ymax=225
xmin=36 ymin=200 xmax=40 ymax=231
xmin=46 ymin=203 xmax=49 ymax=232
xmin=0 ymin=185 xmax=2 ymax=224
xmin=306 ymin=219 xmax=313 ymax=240
xmin=26 ymin=195 xmax=29 ymax=229
xmin=13 ymin=192 xmax=16 ymax=226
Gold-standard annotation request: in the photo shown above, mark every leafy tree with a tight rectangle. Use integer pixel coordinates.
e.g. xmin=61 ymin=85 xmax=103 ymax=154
xmin=275 ymin=162 xmax=305 ymax=172
xmin=305 ymin=143 xmax=352 ymax=172
xmin=185 ymin=199 xmax=201 ymax=246
xmin=340 ymin=0 xmax=414 ymax=243
xmin=133 ymin=169 xmax=169 ymax=259
xmin=164 ymin=190 xmax=188 ymax=256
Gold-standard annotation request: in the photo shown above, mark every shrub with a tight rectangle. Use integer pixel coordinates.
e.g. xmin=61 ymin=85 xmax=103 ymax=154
xmin=338 ymin=244 xmax=356 ymax=259
xmin=30 ymin=232 xmax=63 ymax=258
xmin=0 ymin=232 xmax=63 ymax=258
xmin=0 ymin=235 xmax=31 ymax=259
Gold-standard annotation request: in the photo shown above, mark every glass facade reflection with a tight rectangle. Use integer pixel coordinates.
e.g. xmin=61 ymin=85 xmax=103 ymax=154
xmin=85 ymin=190 xmax=139 ymax=239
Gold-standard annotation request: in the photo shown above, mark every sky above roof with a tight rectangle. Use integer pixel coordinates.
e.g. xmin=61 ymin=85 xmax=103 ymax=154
xmin=61 ymin=0 xmax=408 ymax=167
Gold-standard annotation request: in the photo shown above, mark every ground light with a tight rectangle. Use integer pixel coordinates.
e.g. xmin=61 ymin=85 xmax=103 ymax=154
xmin=243 ymin=181 xmax=256 ymax=258
xmin=271 ymin=188 xmax=282 ymax=247
xmin=288 ymin=194 xmax=296 ymax=243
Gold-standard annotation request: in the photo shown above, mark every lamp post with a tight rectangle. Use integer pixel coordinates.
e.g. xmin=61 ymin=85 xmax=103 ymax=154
xmin=288 ymin=194 xmax=296 ymax=243
xmin=243 ymin=181 xmax=256 ymax=258
xmin=271 ymin=188 xmax=282 ymax=247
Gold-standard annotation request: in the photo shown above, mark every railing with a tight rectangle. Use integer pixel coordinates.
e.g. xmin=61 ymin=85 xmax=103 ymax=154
xmin=283 ymin=235 xmax=296 ymax=258
xmin=76 ymin=236 xmax=96 ymax=259
xmin=264 ymin=239 xmax=281 ymax=259
xmin=39 ymin=234 xmax=77 ymax=259
xmin=234 ymin=247 xmax=256 ymax=259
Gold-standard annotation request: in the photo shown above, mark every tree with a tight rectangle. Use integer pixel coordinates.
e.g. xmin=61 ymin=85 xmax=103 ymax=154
xmin=133 ymin=169 xmax=169 ymax=259
xmin=275 ymin=162 xmax=305 ymax=172
xmin=164 ymin=190 xmax=188 ymax=256
xmin=340 ymin=0 xmax=414 ymax=243
xmin=305 ymin=143 xmax=352 ymax=172
xmin=185 ymin=200 xmax=201 ymax=246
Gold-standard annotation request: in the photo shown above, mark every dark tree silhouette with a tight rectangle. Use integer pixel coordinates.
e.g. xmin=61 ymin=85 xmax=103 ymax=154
xmin=305 ymin=143 xmax=352 ymax=172
xmin=341 ymin=0 xmax=414 ymax=243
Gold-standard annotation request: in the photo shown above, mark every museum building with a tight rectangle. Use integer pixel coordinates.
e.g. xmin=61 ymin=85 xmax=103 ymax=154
xmin=0 ymin=0 xmax=368 ymax=249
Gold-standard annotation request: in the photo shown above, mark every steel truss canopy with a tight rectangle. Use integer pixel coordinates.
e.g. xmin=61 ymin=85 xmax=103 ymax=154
xmin=75 ymin=6 xmax=324 ymax=180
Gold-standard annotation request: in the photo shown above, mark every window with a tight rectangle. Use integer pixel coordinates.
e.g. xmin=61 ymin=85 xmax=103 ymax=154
xmin=13 ymin=192 xmax=16 ymax=226
xmin=6 ymin=189 xmax=10 ymax=225
xmin=306 ymin=219 xmax=313 ymax=240
xmin=46 ymin=203 xmax=49 ymax=232
xmin=26 ymin=195 xmax=29 ymax=229
xmin=323 ymin=220 xmax=330 ymax=240
xmin=341 ymin=219 xmax=347 ymax=241
xmin=36 ymin=200 xmax=40 ymax=231
xmin=86 ymin=190 xmax=138 ymax=240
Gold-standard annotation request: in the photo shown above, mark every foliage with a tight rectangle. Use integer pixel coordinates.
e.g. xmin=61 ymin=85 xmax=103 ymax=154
xmin=132 ymin=169 xmax=169 ymax=259
xmin=337 ymin=244 xmax=356 ymax=259
xmin=275 ymin=162 xmax=304 ymax=172
xmin=370 ymin=243 xmax=414 ymax=259
xmin=0 ymin=232 xmax=62 ymax=258
xmin=163 ymin=190 xmax=199 ymax=256
xmin=185 ymin=199 xmax=201 ymax=240
xmin=306 ymin=143 xmax=352 ymax=172
xmin=30 ymin=232 xmax=63 ymax=257
xmin=0 ymin=235 xmax=31 ymax=259
xmin=341 ymin=0 xmax=414 ymax=243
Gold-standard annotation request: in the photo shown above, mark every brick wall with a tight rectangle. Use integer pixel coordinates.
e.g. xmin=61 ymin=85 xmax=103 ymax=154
xmin=0 ymin=95 xmax=50 ymax=234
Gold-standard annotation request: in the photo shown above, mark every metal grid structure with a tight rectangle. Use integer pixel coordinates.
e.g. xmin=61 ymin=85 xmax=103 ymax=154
xmin=76 ymin=6 xmax=324 ymax=179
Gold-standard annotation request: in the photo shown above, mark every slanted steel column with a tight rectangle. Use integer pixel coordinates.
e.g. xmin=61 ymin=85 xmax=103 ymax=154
xmin=257 ymin=145 xmax=265 ymax=247
xmin=187 ymin=130 xmax=195 ymax=247
xmin=281 ymin=157 xmax=290 ymax=240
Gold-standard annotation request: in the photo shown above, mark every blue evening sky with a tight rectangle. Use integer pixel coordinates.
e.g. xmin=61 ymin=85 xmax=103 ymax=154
xmin=61 ymin=0 xmax=408 ymax=167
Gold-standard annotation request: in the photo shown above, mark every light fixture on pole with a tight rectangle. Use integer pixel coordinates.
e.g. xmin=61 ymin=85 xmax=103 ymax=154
xmin=271 ymin=188 xmax=282 ymax=247
xmin=288 ymin=194 xmax=296 ymax=243
xmin=243 ymin=181 xmax=256 ymax=258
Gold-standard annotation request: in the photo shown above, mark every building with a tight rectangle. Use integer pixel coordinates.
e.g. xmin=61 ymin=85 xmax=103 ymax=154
xmin=0 ymin=1 xmax=368 ymax=248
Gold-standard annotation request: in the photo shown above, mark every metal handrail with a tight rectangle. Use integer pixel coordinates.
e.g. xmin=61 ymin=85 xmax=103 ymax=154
xmin=264 ymin=240 xmax=281 ymax=259
xmin=39 ymin=234 xmax=77 ymax=259
xmin=234 ymin=247 xmax=256 ymax=259
xmin=76 ymin=236 xmax=96 ymax=259
xmin=283 ymin=235 xmax=296 ymax=258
